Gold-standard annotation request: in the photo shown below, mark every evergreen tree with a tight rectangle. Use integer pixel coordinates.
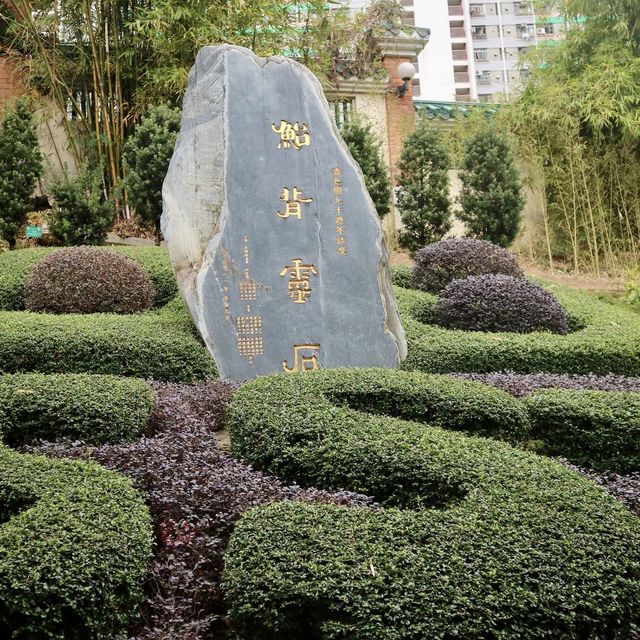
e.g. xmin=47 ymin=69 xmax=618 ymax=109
xmin=0 ymin=100 xmax=43 ymax=250
xmin=396 ymin=122 xmax=452 ymax=254
xmin=123 ymin=105 xmax=181 ymax=245
xmin=341 ymin=115 xmax=392 ymax=218
xmin=458 ymin=128 xmax=524 ymax=247
xmin=48 ymin=164 xmax=115 ymax=246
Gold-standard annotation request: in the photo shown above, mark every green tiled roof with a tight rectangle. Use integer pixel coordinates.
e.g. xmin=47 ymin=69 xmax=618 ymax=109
xmin=414 ymin=100 xmax=500 ymax=120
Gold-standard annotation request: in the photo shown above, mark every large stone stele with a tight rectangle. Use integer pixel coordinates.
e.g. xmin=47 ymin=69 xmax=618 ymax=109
xmin=162 ymin=45 xmax=407 ymax=380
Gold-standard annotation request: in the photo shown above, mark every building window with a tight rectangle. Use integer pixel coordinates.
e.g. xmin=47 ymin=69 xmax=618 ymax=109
xmin=471 ymin=25 xmax=487 ymax=39
xmin=469 ymin=4 xmax=485 ymax=16
xmin=474 ymin=49 xmax=488 ymax=62
xmin=476 ymin=71 xmax=492 ymax=86
xmin=515 ymin=2 xmax=532 ymax=15
xmin=517 ymin=24 xmax=535 ymax=40
xmin=328 ymin=99 xmax=353 ymax=128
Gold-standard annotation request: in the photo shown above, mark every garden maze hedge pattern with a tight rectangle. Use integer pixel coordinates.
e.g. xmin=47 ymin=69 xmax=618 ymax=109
xmin=224 ymin=369 xmax=640 ymax=639
xmin=0 ymin=446 xmax=152 ymax=639
xmin=395 ymin=281 xmax=640 ymax=376
xmin=0 ymin=374 xmax=156 ymax=638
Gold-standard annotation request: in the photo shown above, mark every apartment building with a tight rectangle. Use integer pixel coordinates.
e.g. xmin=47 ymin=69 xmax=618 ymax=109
xmin=350 ymin=0 xmax=563 ymax=102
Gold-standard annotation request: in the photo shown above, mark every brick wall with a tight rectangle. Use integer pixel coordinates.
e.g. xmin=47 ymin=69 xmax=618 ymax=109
xmin=383 ymin=56 xmax=416 ymax=186
xmin=0 ymin=57 xmax=22 ymax=102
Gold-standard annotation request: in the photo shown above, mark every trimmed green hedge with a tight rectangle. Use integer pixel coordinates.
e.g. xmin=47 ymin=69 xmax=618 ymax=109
xmin=224 ymin=369 xmax=640 ymax=639
xmin=524 ymin=389 xmax=640 ymax=472
xmin=0 ymin=373 xmax=154 ymax=447
xmin=390 ymin=264 xmax=412 ymax=289
xmin=0 ymin=246 xmax=178 ymax=310
xmin=0 ymin=300 xmax=215 ymax=381
xmin=396 ymin=281 xmax=640 ymax=375
xmin=0 ymin=445 xmax=152 ymax=639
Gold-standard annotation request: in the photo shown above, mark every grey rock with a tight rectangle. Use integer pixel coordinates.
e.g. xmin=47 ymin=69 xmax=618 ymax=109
xmin=162 ymin=45 xmax=407 ymax=379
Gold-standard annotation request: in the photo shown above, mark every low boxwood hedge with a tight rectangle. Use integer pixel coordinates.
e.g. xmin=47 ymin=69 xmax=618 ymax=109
xmin=523 ymin=389 xmax=640 ymax=473
xmin=390 ymin=264 xmax=412 ymax=289
xmin=0 ymin=246 xmax=178 ymax=310
xmin=0 ymin=301 xmax=215 ymax=382
xmin=0 ymin=373 xmax=154 ymax=447
xmin=396 ymin=281 xmax=640 ymax=375
xmin=0 ymin=445 xmax=152 ymax=639
xmin=223 ymin=369 xmax=640 ymax=639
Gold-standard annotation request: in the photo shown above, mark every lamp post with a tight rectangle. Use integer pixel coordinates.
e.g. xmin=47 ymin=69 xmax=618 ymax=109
xmin=396 ymin=61 xmax=417 ymax=97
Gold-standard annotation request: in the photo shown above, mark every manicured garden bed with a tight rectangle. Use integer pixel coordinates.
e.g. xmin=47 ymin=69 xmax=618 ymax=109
xmin=2 ymin=247 xmax=639 ymax=640
xmin=224 ymin=369 xmax=640 ymax=639
xmin=395 ymin=281 xmax=640 ymax=375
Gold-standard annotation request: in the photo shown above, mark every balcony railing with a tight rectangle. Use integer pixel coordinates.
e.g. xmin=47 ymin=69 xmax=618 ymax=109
xmin=515 ymin=4 xmax=533 ymax=16
xmin=471 ymin=30 xmax=487 ymax=39
xmin=448 ymin=6 xmax=463 ymax=16
xmin=455 ymin=72 xmax=470 ymax=83
xmin=450 ymin=27 xmax=466 ymax=38
xmin=476 ymin=76 xmax=492 ymax=85
xmin=452 ymin=49 xmax=468 ymax=60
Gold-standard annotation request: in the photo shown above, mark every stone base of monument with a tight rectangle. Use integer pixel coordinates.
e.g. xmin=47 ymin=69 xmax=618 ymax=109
xmin=162 ymin=45 xmax=407 ymax=379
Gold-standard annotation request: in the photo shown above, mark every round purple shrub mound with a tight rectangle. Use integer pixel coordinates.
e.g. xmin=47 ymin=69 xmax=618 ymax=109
xmin=434 ymin=274 xmax=570 ymax=334
xmin=25 ymin=246 xmax=155 ymax=314
xmin=412 ymin=238 xmax=523 ymax=293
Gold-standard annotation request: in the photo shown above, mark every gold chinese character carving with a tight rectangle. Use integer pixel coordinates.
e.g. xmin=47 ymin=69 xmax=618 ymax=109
xmin=283 ymin=343 xmax=320 ymax=373
xmin=236 ymin=316 xmax=263 ymax=335
xmin=239 ymin=279 xmax=257 ymax=301
xmin=237 ymin=336 xmax=264 ymax=360
xmin=271 ymin=120 xmax=311 ymax=150
xmin=337 ymin=246 xmax=347 ymax=256
xmin=279 ymin=258 xmax=318 ymax=304
xmin=277 ymin=187 xmax=313 ymax=220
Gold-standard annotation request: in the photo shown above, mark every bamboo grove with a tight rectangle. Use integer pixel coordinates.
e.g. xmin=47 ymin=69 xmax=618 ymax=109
xmin=505 ymin=0 xmax=640 ymax=273
xmin=0 ymin=0 xmax=403 ymax=217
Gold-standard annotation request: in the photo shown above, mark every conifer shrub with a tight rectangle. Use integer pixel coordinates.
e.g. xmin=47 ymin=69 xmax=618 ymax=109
xmin=123 ymin=105 xmax=181 ymax=244
xmin=0 ymin=373 xmax=154 ymax=447
xmin=434 ymin=274 xmax=570 ymax=334
xmin=48 ymin=164 xmax=115 ymax=246
xmin=0 ymin=445 xmax=152 ymax=639
xmin=412 ymin=237 xmax=523 ymax=293
xmin=25 ymin=246 xmax=155 ymax=314
xmin=341 ymin=115 xmax=392 ymax=218
xmin=0 ymin=100 xmax=43 ymax=250
xmin=396 ymin=123 xmax=452 ymax=254
xmin=458 ymin=128 xmax=524 ymax=247
xmin=523 ymin=389 xmax=640 ymax=472
xmin=223 ymin=370 xmax=640 ymax=639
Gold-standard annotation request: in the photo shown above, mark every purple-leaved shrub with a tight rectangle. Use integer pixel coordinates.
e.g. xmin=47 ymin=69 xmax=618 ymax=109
xmin=412 ymin=237 xmax=523 ymax=293
xmin=434 ymin=274 xmax=570 ymax=334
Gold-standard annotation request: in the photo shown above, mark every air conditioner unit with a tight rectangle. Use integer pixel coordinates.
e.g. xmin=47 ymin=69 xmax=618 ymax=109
xmin=537 ymin=27 xmax=547 ymax=34
xmin=521 ymin=33 xmax=531 ymax=39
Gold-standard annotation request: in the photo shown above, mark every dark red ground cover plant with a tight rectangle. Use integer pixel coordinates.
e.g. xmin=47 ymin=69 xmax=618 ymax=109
xmin=31 ymin=381 xmax=372 ymax=640
xmin=30 ymin=377 xmax=639 ymax=638
xmin=453 ymin=371 xmax=640 ymax=397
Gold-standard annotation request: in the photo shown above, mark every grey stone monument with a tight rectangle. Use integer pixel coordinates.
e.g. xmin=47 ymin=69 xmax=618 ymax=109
xmin=162 ymin=45 xmax=407 ymax=379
